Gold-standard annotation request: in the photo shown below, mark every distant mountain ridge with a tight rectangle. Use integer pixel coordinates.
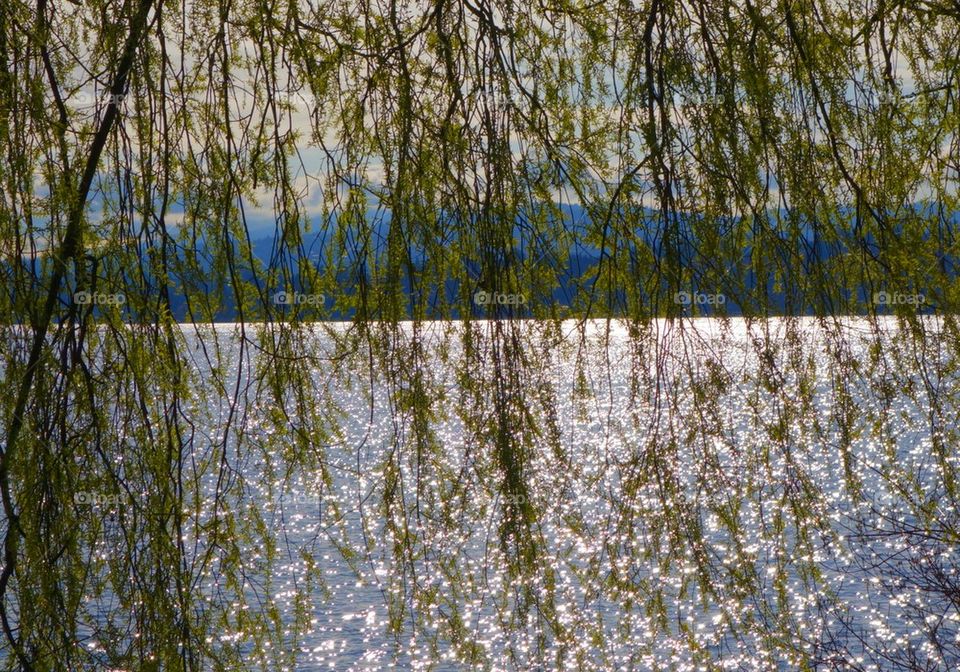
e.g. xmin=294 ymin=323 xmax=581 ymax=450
xmin=13 ymin=202 xmax=957 ymax=321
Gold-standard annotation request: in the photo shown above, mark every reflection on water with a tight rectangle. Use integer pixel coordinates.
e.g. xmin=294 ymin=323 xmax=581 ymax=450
xmin=79 ymin=318 xmax=958 ymax=670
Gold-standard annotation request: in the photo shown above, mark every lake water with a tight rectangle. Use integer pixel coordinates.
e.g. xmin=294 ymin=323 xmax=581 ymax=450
xmin=72 ymin=317 xmax=960 ymax=670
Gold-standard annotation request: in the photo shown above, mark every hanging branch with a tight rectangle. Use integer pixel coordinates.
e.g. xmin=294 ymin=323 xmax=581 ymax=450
xmin=0 ymin=1 xmax=158 ymax=667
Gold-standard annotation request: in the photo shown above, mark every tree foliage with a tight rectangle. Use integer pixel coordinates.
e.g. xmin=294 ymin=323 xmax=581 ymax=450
xmin=1 ymin=0 xmax=959 ymax=669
